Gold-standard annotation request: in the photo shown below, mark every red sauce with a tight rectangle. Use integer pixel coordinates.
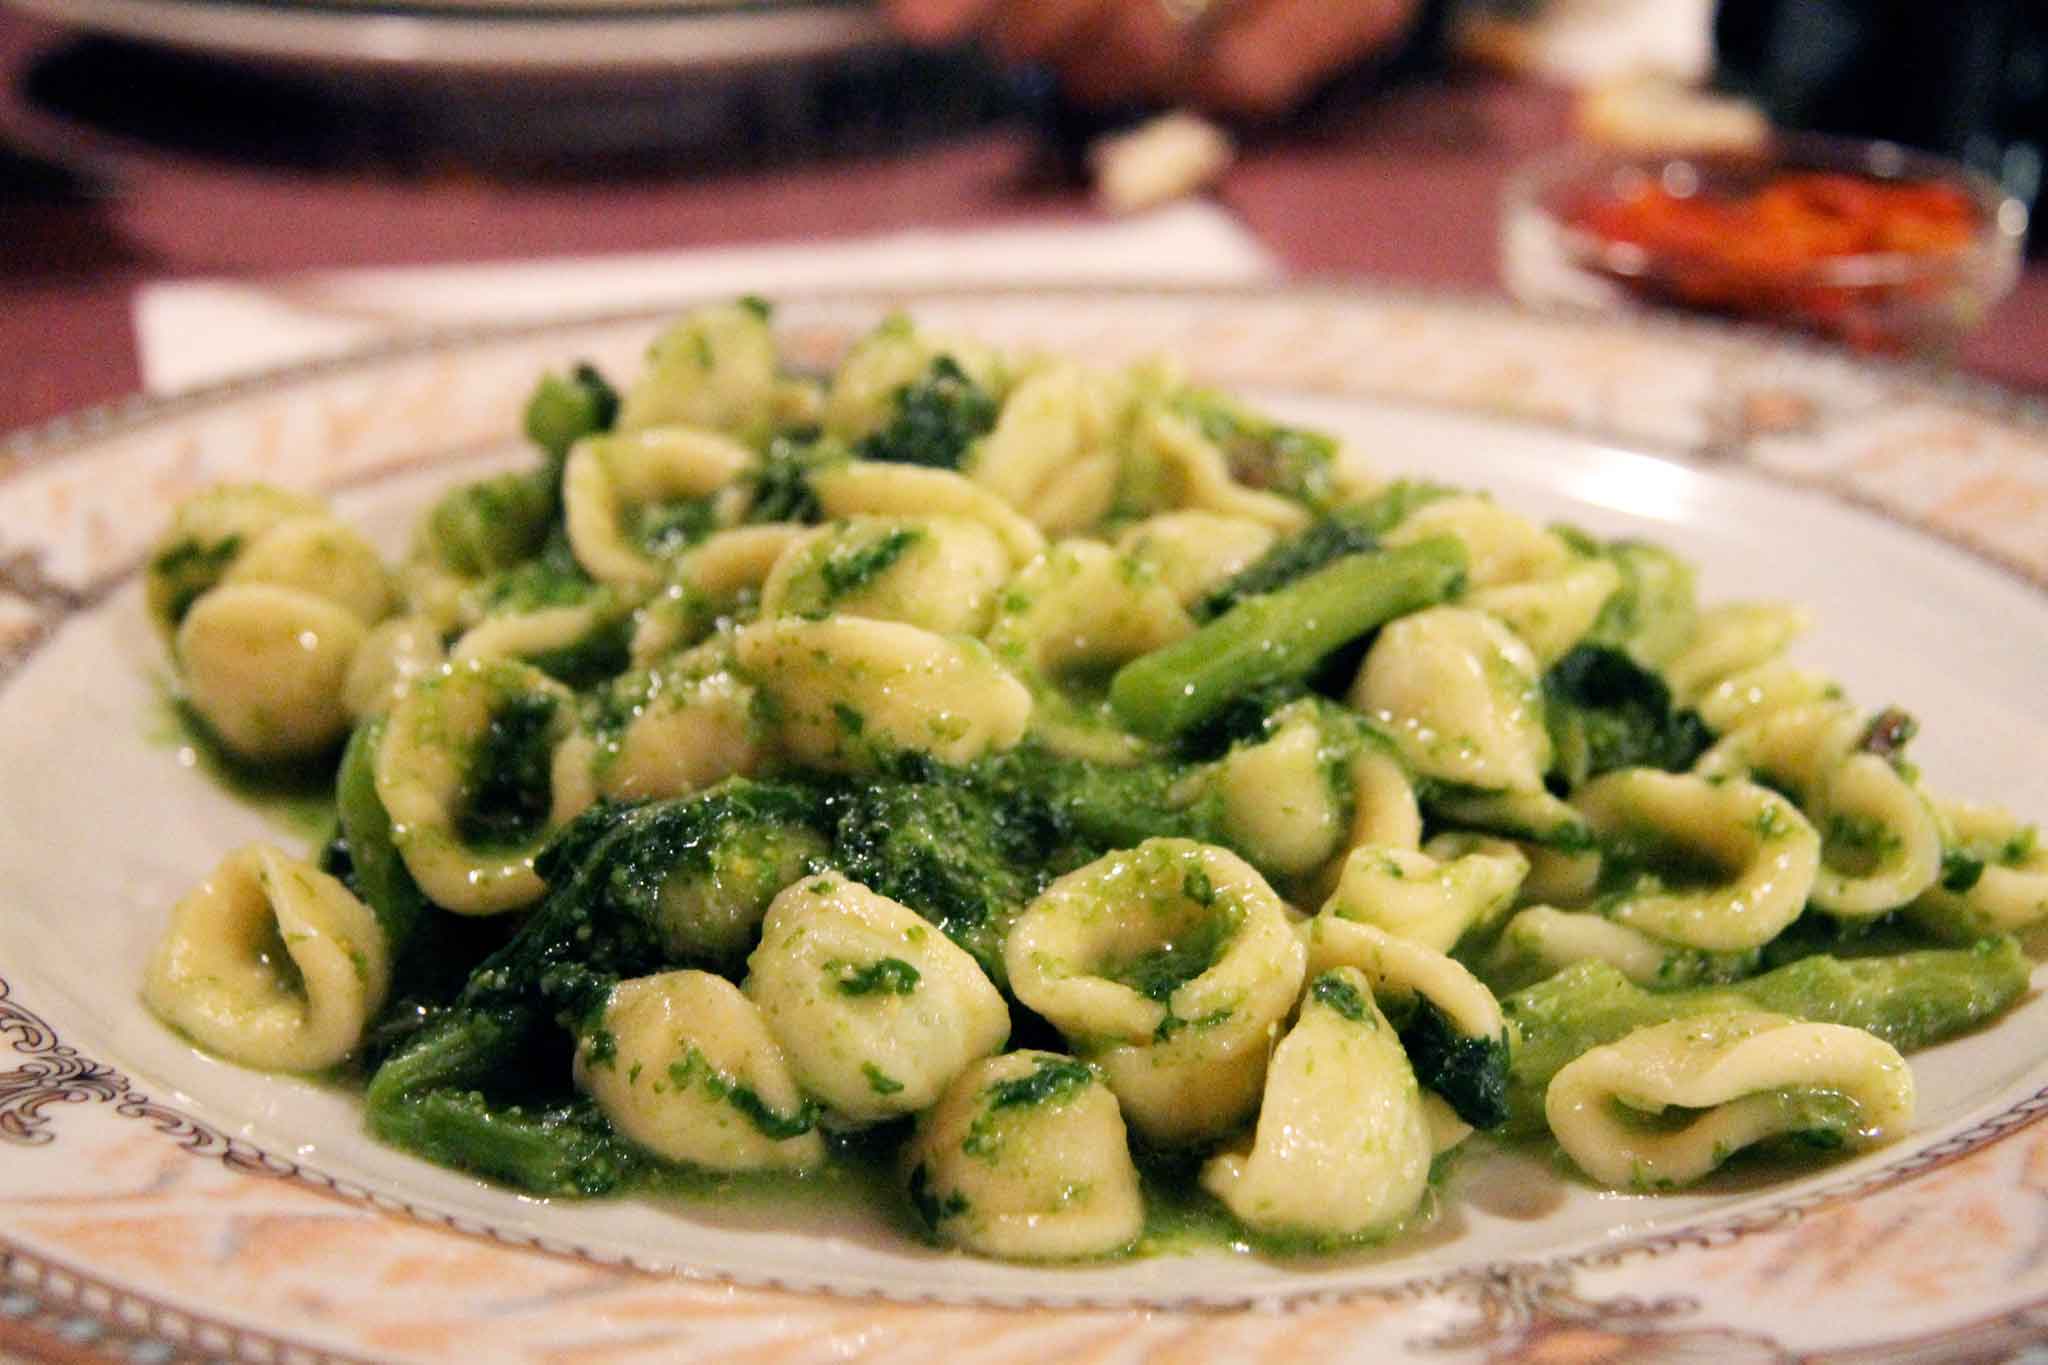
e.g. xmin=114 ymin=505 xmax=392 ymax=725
xmin=1567 ymin=170 xmax=1980 ymax=353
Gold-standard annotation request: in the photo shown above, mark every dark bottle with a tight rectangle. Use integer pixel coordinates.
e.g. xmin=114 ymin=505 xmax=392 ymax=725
xmin=1715 ymin=0 xmax=2044 ymax=253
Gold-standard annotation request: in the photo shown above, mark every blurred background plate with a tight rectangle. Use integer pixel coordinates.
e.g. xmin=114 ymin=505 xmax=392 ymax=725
xmin=0 ymin=0 xmax=889 ymax=73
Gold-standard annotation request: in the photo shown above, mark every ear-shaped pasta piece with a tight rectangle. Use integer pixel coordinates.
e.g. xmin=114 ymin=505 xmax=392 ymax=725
xmin=626 ymin=526 xmax=814 ymax=667
xmin=145 ymin=483 xmax=328 ymax=638
xmin=177 ymin=584 xmax=367 ymax=762
xmin=451 ymin=595 xmax=631 ymax=684
xmin=1545 ymin=1012 xmax=1914 ymax=1189
xmin=1351 ymin=605 xmax=1553 ymax=793
xmin=1305 ymin=914 xmax=1504 ymax=1041
xmin=1692 ymin=661 xmax=1841 ymax=735
xmin=822 ymin=319 xmax=1004 ymax=443
xmin=145 ymin=844 xmax=390 ymax=1072
xmin=1573 ymin=770 xmax=1819 ymax=951
xmin=1430 ymin=830 xmax=1601 ymax=908
xmin=576 ymin=970 xmax=825 ymax=1173
xmin=590 ymin=642 xmax=766 ymax=801
xmin=1199 ymin=968 xmax=1433 ymax=1243
xmin=563 ymin=427 xmax=755 ymax=588
xmin=222 ymin=515 xmax=394 ymax=627
xmin=1485 ymin=906 xmax=1758 ymax=993
xmin=1385 ymin=496 xmax=1619 ymax=666
xmin=1217 ymin=704 xmax=1348 ymax=881
xmin=1341 ymin=746 xmax=1426 ymax=851
xmin=1808 ymin=753 xmax=1944 ymax=917
xmin=1125 ymin=407 xmax=1311 ymax=532
xmin=1910 ymin=800 xmax=2048 ymax=939
xmin=809 ymin=462 xmax=1046 ymax=566
xmin=1696 ymin=700 xmax=1942 ymax=919
xmin=1426 ymin=786 xmax=1595 ymax=852
xmin=1663 ymin=602 xmax=1813 ymax=705
xmin=1115 ymin=512 xmax=1277 ymax=608
xmin=343 ymin=615 xmax=447 ymax=721
xmin=745 ymin=871 xmax=1009 ymax=1124
xmin=984 ymin=540 xmax=1193 ymax=765
xmin=375 ymin=658 xmax=590 ymax=913
xmin=1693 ymin=699 xmax=1863 ymax=795
xmin=1006 ymin=839 xmax=1306 ymax=1144
xmin=966 ymin=361 xmax=1094 ymax=508
xmin=760 ymin=516 xmax=1011 ymax=636
xmin=1320 ymin=838 xmax=1527 ymax=953
xmin=902 ymin=1051 xmax=1143 ymax=1261
xmin=734 ymin=616 xmax=1030 ymax=772
xmin=616 ymin=302 xmax=785 ymax=440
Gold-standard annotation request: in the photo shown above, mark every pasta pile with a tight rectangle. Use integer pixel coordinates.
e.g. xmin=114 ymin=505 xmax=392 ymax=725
xmin=140 ymin=303 xmax=2048 ymax=1261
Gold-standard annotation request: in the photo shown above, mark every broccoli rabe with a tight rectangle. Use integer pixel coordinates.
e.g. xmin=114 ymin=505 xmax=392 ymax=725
xmin=826 ymin=777 xmax=1048 ymax=984
xmin=1501 ymin=938 xmax=2030 ymax=1132
xmin=1543 ymin=644 xmax=1713 ymax=788
xmin=1112 ymin=537 xmax=1467 ymax=740
xmin=1575 ymin=538 xmax=1698 ymax=668
xmin=741 ymin=433 xmax=845 ymax=525
xmin=854 ymin=355 xmax=998 ymax=470
xmin=1396 ymin=999 xmax=1511 ymax=1130
xmin=423 ymin=469 xmax=558 ymax=578
xmin=524 ymin=362 xmax=620 ymax=463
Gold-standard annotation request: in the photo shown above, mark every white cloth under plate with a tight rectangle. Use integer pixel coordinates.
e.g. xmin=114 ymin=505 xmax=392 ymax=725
xmin=132 ymin=203 xmax=1278 ymax=395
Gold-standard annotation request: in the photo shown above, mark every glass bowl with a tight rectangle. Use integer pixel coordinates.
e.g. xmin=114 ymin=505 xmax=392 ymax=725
xmin=1501 ymin=134 xmax=2030 ymax=359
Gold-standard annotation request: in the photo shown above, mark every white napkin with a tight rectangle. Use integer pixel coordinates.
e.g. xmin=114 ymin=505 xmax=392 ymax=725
xmin=133 ymin=203 xmax=1277 ymax=394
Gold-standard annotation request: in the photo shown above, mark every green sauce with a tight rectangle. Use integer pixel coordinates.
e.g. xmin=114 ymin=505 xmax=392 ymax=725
xmin=146 ymin=688 xmax=336 ymax=842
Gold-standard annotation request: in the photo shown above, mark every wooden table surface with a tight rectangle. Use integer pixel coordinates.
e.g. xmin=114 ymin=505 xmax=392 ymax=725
xmin=3 ymin=9 xmax=2043 ymax=436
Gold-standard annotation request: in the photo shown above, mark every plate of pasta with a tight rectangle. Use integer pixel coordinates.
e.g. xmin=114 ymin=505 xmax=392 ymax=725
xmin=3 ymin=287 xmax=2048 ymax=1363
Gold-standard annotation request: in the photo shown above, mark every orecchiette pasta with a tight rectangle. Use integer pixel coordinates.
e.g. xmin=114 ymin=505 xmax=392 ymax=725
xmin=1216 ymin=703 xmax=1348 ymax=881
xmin=563 ymin=427 xmax=755 ymax=588
xmin=1573 ymin=769 xmax=1819 ymax=951
xmin=1385 ymin=496 xmax=1620 ymax=666
xmin=145 ymin=482 xmax=327 ymax=638
xmin=616 ymin=302 xmax=786 ymax=440
xmin=374 ymin=658 xmax=590 ymax=913
xmin=745 ymin=872 xmax=1009 ymax=1124
xmin=759 ymin=516 xmax=1011 ymax=636
xmin=903 ymin=1051 xmax=1143 ymax=1261
xmin=733 ymin=616 xmax=1031 ymax=771
xmin=177 ymin=583 xmax=367 ymax=761
xmin=1126 ymin=406 xmax=1310 ymax=532
xmin=984 ymin=540 xmax=1193 ymax=765
xmin=1351 ymin=605 xmax=1553 ymax=793
xmin=1114 ymin=512 xmax=1276 ymax=608
xmin=1005 ymin=839 xmax=1306 ymax=1143
xmin=576 ymin=970 xmax=825 ymax=1172
xmin=1545 ymin=1012 xmax=1914 ymax=1188
xmin=221 ymin=515 xmax=395 ymax=627
xmin=1662 ymin=602 xmax=1813 ymax=704
xmin=809 ymin=462 xmax=1047 ymax=567
xmin=589 ymin=641 xmax=765 ymax=801
xmin=1320 ymin=837 xmax=1528 ymax=954
xmin=342 ymin=615 xmax=447 ymax=722
xmin=1200 ymin=967 xmax=1433 ymax=1242
xmin=145 ymin=844 xmax=389 ymax=1072
xmin=822 ymin=318 xmax=1003 ymax=443
xmin=1910 ymin=800 xmax=2048 ymax=938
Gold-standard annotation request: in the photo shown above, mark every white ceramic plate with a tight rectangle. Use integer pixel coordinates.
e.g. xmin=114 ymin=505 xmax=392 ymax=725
xmin=4 ymin=287 xmax=2048 ymax=1363
xmin=0 ymin=0 xmax=887 ymax=72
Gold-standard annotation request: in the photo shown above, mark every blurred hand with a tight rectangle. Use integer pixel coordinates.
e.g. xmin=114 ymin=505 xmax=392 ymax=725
xmin=884 ymin=0 xmax=1422 ymax=117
